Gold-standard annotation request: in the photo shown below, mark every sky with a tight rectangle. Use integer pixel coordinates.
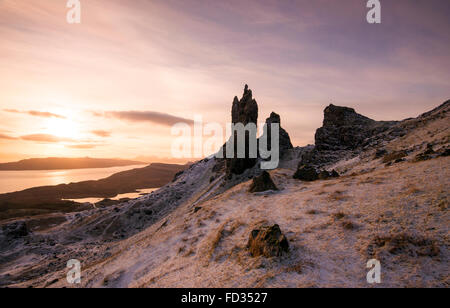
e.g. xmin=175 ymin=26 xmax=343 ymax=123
xmin=0 ymin=0 xmax=449 ymax=162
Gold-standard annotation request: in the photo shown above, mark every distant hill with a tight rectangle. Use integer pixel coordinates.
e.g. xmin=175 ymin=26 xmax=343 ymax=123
xmin=0 ymin=157 xmax=145 ymax=171
xmin=0 ymin=163 xmax=187 ymax=220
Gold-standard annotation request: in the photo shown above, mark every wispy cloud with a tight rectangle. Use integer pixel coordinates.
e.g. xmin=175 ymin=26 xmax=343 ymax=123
xmin=3 ymin=109 xmax=66 ymax=119
xmin=20 ymin=134 xmax=74 ymax=143
xmin=98 ymin=111 xmax=194 ymax=126
xmin=91 ymin=130 xmax=111 ymax=137
xmin=0 ymin=133 xmax=17 ymax=140
xmin=66 ymin=144 xmax=98 ymax=149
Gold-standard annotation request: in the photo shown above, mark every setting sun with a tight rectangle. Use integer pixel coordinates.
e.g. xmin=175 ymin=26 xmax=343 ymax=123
xmin=44 ymin=118 xmax=80 ymax=140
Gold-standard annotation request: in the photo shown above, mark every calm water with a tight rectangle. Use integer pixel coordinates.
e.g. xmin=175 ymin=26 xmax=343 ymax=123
xmin=63 ymin=188 xmax=159 ymax=204
xmin=0 ymin=165 xmax=147 ymax=194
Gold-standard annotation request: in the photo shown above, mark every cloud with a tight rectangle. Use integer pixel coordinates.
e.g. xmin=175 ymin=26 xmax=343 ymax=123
xmin=99 ymin=111 xmax=194 ymax=126
xmin=3 ymin=109 xmax=66 ymax=119
xmin=66 ymin=144 xmax=98 ymax=149
xmin=91 ymin=130 xmax=111 ymax=137
xmin=20 ymin=134 xmax=74 ymax=143
xmin=0 ymin=133 xmax=17 ymax=140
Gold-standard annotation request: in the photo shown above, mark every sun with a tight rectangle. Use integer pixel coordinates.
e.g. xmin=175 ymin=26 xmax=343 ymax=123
xmin=44 ymin=118 xmax=80 ymax=140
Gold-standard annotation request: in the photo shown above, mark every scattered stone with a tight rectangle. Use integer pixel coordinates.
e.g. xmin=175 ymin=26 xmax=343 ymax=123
xmin=293 ymin=165 xmax=318 ymax=181
xmin=318 ymin=169 xmax=340 ymax=180
xmin=247 ymin=224 xmax=289 ymax=257
xmin=374 ymin=149 xmax=388 ymax=159
xmin=382 ymin=150 xmax=408 ymax=164
xmin=249 ymin=171 xmax=278 ymax=193
xmin=440 ymin=148 xmax=450 ymax=157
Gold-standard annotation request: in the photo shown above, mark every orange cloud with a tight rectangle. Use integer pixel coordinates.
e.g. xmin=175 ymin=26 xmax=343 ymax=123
xmin=66 ymin=144 xmax=98 ymax=149
xmin=0 ymin=133 xmax=17 ymax=140
xmin=100 ymin=111 xmax=194 ymax=126
xmin=3 ymin=109 xmax=66 ymax=119
xmin=91 ymin=130 xmax=111 ymax=137
xmin=20 ymin=134 xmax=75 ymax=143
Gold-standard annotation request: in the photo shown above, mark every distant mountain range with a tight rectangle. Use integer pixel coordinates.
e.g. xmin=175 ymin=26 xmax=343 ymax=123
xmin=0 ymin=157 xmax=146 ymax=171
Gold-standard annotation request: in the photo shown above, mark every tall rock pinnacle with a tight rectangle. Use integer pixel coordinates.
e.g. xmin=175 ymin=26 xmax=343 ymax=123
xmin=226 ymin=85 xmax=258 ymax=177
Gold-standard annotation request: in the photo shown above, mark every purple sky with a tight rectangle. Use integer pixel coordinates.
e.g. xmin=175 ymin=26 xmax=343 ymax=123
xmin=0 ymin=0 xmax=449 ymax=161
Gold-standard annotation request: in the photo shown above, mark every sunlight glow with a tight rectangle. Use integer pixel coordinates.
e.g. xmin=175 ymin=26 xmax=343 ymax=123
xmin=44 ymin=118 xmax=80 ymax=140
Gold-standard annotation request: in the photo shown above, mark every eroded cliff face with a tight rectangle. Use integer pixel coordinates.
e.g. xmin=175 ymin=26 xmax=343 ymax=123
xmin=314 ymin=104 xmax=394 ymax=151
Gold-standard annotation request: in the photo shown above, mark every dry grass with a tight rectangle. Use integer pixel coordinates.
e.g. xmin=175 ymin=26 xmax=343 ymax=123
xmin=404 ymin=184 xmax=423 ymax=195
xmin=359 ymin=177 xmax=384 ymax=185
xmin=382 ymin=150 xmax=408 ymax=163
xmin=306 ymin=209 xmax=320 ymax=215
xmin=366 ymin=233 xmax=440 ymax=259
xmin=333 ymin=212 xmax=346 ymax=220
xmin=327 ymin=190 xmax=348 ymax=202
xmin=207 ymin=220 xmax=245 ymax=259
xmin=285 ymin=262 xmax=303 ymax=274
xmin=341 ymin=220 xmax=356 ymax=230
xmin=321 ymin=182 xmax=336 ymax=188
xmin=437 ymin=200 xmax=447 ymax=211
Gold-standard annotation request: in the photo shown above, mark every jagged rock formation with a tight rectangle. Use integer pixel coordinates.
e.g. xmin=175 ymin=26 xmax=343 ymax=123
xmin=247 ymin=224 xmax=289 ymax=257
xmin=248 ymin=171 xmax=278 ymax=193
xmin=225 ymin=85 xmax=258 ymax=177
xmin=261 ymin=112 xmax=293 ymax=158
xmin=315 ymin=104 xmax=395 ymax=151
xmin=296 ymin=104 xmax=399 ymax=170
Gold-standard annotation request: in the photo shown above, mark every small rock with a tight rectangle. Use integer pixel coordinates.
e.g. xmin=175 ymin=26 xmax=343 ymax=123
xmin=293 ymin=165 xmax=318 ymax=181
xmin=247 ymin=224 xmax=289 ymax=257
xmin=374 ymin=149 xmax=388 ymax=159
xmin=249 ymin=171 xmax=278 ymax=193
xmin=318 ymin=169 xmax=340 ymax=180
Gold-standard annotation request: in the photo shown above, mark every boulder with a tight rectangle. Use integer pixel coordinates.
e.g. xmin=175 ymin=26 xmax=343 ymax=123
xmin=247 ymin=224 xmax=289 ymax=257
xmin=249 ymin=171 xmax=278 ymax=193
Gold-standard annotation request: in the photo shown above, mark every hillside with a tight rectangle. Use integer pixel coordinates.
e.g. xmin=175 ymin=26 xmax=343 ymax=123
xmin=0 ymin=87 xmax=448 ymax=288
xmin=0 ymin=157 xmax=145 ymax=171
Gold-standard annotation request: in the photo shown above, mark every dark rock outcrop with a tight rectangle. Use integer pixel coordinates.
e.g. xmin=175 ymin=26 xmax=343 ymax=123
xmin=315 ymin=104 xmax=395 ymax=151
xmin=225 ymin=85 xmax=258 ymax=177
xmin=293 ymin=165 xmax=319 ymax=181
xmin=247 ymin=224 xmax=289 ymax=257
xmin=249 ymin=171 xmax=278 ymax=193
